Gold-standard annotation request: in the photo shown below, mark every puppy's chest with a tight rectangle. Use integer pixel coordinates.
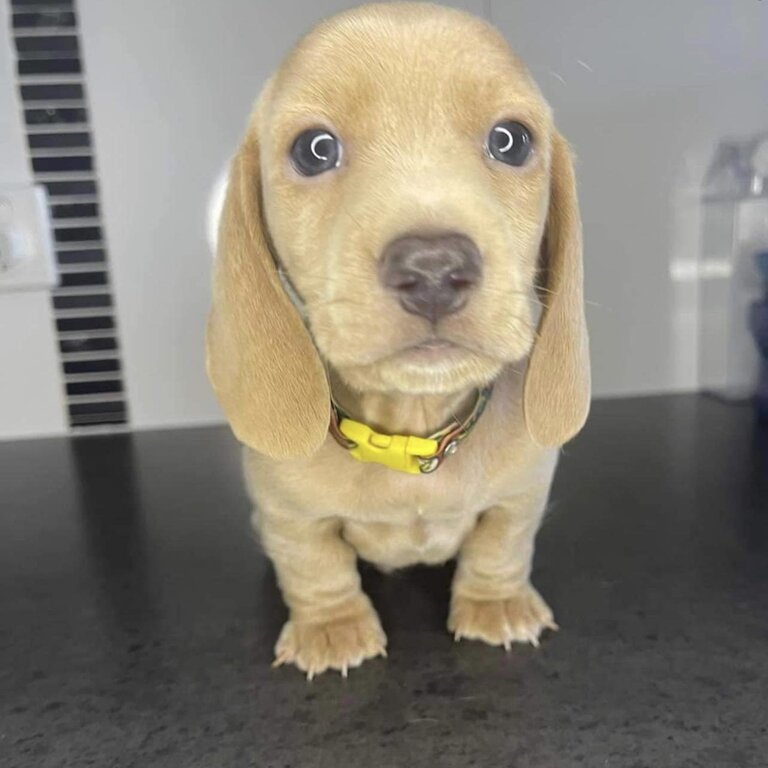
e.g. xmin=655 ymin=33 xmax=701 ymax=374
xmin=323 ymin=448 xmax=492 ymax=521
xmin=338 ymin=463 xmax=484 ymax=567
xmin=310 ymin=449 xmax=501 ymax=566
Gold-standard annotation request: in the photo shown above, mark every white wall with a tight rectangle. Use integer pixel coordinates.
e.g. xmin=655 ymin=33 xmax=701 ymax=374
xmin=0 ymin=5 xmax=67 ymax=440
xmin=490 ymin=0 xmax=768 ymax=395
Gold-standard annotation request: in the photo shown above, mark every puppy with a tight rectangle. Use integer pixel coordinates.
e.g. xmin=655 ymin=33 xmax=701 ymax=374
xmin=207 ymin=2 xmax=589 ymax=677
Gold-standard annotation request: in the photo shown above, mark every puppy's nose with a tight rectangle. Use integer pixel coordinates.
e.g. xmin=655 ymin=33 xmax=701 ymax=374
xmin=378 ymin=233 xmax=482 ymax=323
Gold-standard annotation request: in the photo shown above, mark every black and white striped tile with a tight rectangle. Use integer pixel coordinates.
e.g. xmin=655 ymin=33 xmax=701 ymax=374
xmin=9 ymin=0 xmax=128 ymax=428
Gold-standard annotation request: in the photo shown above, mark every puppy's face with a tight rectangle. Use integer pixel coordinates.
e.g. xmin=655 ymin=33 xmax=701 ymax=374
xmin=259 ymin=5 xmax=553 ymax=395
xmin=208 ymin=3 xmax=589 ymax=458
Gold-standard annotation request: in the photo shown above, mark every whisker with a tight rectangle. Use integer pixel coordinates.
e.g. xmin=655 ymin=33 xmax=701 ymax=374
xmin=307 ymin=296 xmax=372 ymax=311
xmin=276 ymin=260 xmax=557 ymax=315
xmin=479 ymin=284 xmax=551 ymax=312
xmin=506 ymin=313 xmax=542 ymax=343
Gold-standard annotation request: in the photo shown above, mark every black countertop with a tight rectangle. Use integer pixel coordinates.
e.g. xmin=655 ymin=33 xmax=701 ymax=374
xmin=2 ymin=395 xmax=767 ymax=767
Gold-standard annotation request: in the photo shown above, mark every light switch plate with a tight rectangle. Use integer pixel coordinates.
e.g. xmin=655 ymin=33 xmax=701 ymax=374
xmin=0 ymin=185 xmax=58 ymax=293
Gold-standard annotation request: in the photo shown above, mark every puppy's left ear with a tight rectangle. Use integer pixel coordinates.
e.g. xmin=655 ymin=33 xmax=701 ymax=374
xmin=206 ymin=96 xmax=330 ymax=458
xmin=523 ymin=132 xmax=591 ymax=446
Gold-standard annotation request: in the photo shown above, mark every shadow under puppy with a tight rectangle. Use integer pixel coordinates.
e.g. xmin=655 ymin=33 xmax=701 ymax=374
xmin=207 ymin=2 xmax=590 ymax=678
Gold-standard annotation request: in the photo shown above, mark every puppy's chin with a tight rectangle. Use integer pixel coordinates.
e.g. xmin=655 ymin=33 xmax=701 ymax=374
xmin=334 ymin=345 xmax=504 ymax=395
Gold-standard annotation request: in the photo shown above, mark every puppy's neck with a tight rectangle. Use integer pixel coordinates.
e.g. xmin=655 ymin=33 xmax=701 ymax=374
xmin=330 ymin=374 xmax=475 ymax=437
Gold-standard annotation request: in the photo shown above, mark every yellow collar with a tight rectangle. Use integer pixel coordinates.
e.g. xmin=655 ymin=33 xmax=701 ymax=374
xmin=329 ymin=386 xmax=493 ymax=475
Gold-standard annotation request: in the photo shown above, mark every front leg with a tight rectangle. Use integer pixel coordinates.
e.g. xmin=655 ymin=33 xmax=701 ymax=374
xmin=449 ymin=489 xmax=557 ymax=649
xmin=258 ymin=513 xmax=386 ymax=678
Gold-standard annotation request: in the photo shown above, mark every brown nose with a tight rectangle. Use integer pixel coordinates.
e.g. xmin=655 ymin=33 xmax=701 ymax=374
xmin=378 ymin=233 xmax=482 ymax=323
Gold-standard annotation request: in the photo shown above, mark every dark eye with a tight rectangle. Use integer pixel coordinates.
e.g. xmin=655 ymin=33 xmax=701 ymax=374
xmin=486 ymin=121 xmax=533 ymax=167
xmin=290 ymin=128 xmax=342 ymax=176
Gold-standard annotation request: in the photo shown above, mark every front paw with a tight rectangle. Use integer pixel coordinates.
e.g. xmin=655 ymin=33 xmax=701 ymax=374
xmin=448 ymin=584 xmax=558 ymax=650
xmin=273 ymin=605 xmax=387 ymax=679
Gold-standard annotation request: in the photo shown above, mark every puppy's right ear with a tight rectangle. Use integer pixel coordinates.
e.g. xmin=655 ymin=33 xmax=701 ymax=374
xmin=206 ymin=97 xmax=330 ymax=458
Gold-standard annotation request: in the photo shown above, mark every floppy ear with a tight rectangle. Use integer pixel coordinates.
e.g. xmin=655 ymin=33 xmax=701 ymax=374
xmin=206 ymin=104 xmax=330 ymax=458
xmin=523 ymin=132 xmax=591 ymax=447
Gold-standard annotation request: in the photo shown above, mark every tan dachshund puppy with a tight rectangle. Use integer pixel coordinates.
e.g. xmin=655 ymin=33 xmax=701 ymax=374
xmin=207 ymin=2 xmax=590 ymax=678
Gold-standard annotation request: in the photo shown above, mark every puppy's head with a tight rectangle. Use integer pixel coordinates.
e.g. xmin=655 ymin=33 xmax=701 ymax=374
xmin=207 ymin=2 xmax=590 ymax=458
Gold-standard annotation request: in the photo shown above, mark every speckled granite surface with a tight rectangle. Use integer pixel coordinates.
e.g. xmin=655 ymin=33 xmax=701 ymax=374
xmin=2 ymin=395 xmax=767 ymax=767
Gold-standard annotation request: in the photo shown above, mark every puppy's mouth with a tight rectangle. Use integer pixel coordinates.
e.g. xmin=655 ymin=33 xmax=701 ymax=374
xmin=330 ymin=332 xmax=505 ymax=394
xmin=391 ymin=338 xmax=471 ymax=365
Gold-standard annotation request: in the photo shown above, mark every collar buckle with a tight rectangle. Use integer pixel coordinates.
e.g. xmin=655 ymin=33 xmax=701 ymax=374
xmin=338 ymin=420 xmax=438 ymax=475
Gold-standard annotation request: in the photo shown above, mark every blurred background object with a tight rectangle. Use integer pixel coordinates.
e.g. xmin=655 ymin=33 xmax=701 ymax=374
xmin=1 ymin=0 xmax=767 ymax=441
xmin=700 ymin=134 xmax=768 ymax=403
xmin=751 ymin=249 xmax=768 ymax=420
